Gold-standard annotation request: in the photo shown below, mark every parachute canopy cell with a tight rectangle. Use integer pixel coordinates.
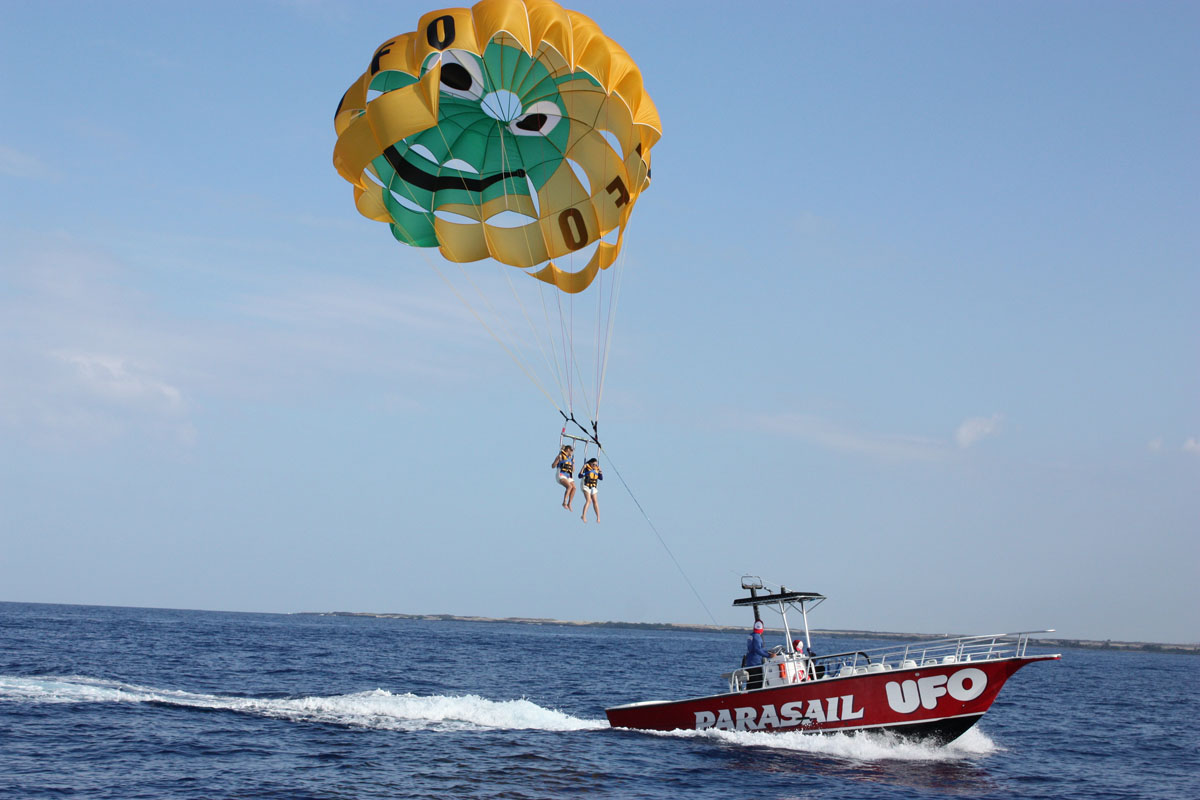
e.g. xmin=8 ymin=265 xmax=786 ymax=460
xmin=333 ymin=0 xmax=661 ymax=294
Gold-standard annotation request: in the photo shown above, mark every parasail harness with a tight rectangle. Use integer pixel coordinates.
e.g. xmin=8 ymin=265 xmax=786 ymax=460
xmin=559 ymin=411 xmax=600 ymax=464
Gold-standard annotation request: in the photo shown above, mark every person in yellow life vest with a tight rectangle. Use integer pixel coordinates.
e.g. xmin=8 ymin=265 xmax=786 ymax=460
xmin=552 ymin=445 xmax=576 ymax=510
xmin=578 ymin=457 xmax=603 ymax=523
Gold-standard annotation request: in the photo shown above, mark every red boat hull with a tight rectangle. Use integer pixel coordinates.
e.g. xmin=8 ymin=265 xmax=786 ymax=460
xmin=606 ymin=655 xmax=1057 ymax=742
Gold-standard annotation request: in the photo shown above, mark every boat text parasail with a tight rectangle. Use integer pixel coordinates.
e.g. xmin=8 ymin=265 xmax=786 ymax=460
xmin=332 ymin=0 xmax=661 ymax=445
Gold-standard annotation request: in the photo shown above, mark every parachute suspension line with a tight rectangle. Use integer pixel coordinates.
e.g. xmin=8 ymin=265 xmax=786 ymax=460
xmin=499 ymin=258 xmax=569 ymax=406
xmin=596 ymin=213 xmax=636 ymax=413
xmin=554 ymin=291 xmax=598 ymax=439
xmin=559 ymin=412 xmax=599 ymax=457
xmin=415 ymin=114 xmax=568 ymax=416
xmin=585 ymin=100 xmax=633 ymax=419
xmin=593 ymin=95 xmax=613 ymax=420
xmin=594 ymin=253 xmax=605 ymax=418
xmin=487 ymin=103 xmax=579 ymax=420
xmin=537 ymin=280 xmax=569 ymax=410
xmin=554 ymin=288 xmax=575 ymax=416
xmin=416 ymin=64 xmax=614 ymax=434
xmin=567 ymin=321 xmax=597 ymax=429
xmin=599 ymin=446 xmax=718 ymax=626
xmin=554 ymin=197 xmax=600 ymax=436
xmin=445 ymin=254 xmax=539 ymax=387
xmin=426 ymin=259 xmax=563 ymax=415
xmin=489 ymin=115 xmax=583 ymax=421
xmin=490 ymin=120 xmax=572 ymax=410
xmin=374 ymin=140 xmax=534 ymax=401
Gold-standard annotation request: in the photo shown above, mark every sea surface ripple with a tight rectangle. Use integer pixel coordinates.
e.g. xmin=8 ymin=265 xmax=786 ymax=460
xmin=0 ymin=602 xmax=1196 ymax=799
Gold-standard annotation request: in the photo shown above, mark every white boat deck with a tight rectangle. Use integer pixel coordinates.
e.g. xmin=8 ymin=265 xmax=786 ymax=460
xmin=725 ymin=631 xmax=1053 ymax=692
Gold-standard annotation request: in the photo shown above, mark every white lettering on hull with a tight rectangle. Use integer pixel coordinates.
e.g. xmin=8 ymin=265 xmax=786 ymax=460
xmin=691 ymin=665 xmax=991 ymax=731
xmin=735 ymin=706 xmax=757 ymax=729
xmin=840 ymin=695 xmax=865 ymax=720
xmin=694 ymin=694 xmax=863 ymax=731
xmin=885 ymin=680 xmax=920 ymax=713
xmin=885 ymin=667 xmax=988 ymax=714
xmin=947 ymin=668 xmax=987 ymax=702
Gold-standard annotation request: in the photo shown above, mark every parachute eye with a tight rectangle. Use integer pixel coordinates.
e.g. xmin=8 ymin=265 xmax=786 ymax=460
xmin=441 ymin=63 xmax=473 ymax=91
xmin=509 ymin=101 xmax=562 ymax=137
xmin=515 ymin=114 xmax=546 ymax=132
xmin=437 ymin=50 xmax=485 ymax=100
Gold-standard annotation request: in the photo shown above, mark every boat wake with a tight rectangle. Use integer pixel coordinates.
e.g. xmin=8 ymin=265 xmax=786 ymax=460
xmin=647 ymin=725 xmax=999 ymax=761
xmin=2 ymin=675 xmax=995 ymax=760
xmin=0 ymin=675 xmax=604 ymax=733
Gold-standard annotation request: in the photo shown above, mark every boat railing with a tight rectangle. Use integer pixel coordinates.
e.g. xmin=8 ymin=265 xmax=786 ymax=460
xmin=725 ymin=631 xmax=1054 ymax=691
xmin=807 ymin=631 xmax=1054 ymax=680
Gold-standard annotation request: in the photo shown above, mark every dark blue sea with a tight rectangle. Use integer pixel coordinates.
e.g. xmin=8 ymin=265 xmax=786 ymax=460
xmin=1 ymin=603 xmax=1196 ymax=799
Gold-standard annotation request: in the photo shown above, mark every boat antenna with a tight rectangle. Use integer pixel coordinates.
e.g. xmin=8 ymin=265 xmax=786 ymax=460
xmin=741 ymin=575 xmax=764 ymax=625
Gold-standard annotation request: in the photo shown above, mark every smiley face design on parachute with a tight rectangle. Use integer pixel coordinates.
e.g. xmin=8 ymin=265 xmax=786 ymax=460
xmin=373 ymin=43 xmax=574 ymax=221
xmin=334 ymin=2 xmax=660 ymax=291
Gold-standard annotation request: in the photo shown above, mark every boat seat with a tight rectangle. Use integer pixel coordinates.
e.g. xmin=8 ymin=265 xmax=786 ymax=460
xmin=900 ymin=659 xmax=917 ymax=669
xmin=853 ymin=666 xmax=868 ymax=675
xmin=942 ymin=656 xmax=957 ymax=664
xmin=867 ymin=663 xmax=885 ymax=673
xmin=838 ymin=666 xmax=854 ymax=678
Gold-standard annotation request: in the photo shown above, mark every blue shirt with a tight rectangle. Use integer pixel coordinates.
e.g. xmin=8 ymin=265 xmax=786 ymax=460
xmin=745 ymin=632 xmax=770 ymax=667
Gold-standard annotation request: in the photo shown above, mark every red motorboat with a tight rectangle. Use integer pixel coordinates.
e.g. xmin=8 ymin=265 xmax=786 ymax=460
xmin=605 ymin=577 xmax=1059 ymax=743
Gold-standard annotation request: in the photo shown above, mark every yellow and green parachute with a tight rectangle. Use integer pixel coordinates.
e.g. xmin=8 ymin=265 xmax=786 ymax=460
xmin=333 ymin=0 xmax=660 ymax=294
xmin=333 ymin=0 xmax=660 ymax=431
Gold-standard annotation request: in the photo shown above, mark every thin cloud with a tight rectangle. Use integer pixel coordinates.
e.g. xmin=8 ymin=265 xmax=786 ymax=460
xmin=955 ymin=413 xmax=1003 ymax=448
xmin=55 ymin=351 xmax=184 ymax=412
xmin=0 ymin=235 xmax=540 ymax=448
xmin=744 ymin=412 xmax=948 ymax=462
xmin=0 ymin=144 xmax=56 ymax=180
xmin=1184 ymin=438 xmax=1200 ymax=455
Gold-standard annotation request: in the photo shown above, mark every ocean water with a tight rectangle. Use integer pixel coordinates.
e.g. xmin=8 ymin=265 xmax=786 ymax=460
xmin=1 ymin=603 xmax=1196 ymax=799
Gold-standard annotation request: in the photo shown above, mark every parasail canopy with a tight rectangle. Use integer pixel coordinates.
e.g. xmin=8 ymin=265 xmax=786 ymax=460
xmin=333 ymin=0 xmax=661 ymax=294
xmin=332 ymin=0 xmax=660 ymax=434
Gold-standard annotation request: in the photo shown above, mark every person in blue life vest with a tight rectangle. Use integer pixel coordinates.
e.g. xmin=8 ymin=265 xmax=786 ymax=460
xmin=745 ymin=620 xmax=771 ymax=690
xmin=577 ymin=457 xmax=603 ymax=523
xmin=552 ymin=444 xmax=576 ymax=510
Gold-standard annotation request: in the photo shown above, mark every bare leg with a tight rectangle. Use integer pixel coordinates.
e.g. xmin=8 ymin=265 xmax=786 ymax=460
xmin=592 ymin=494 xmax=599 ymax=523
xmin=566 ymin=482 xmax=576 ymax=510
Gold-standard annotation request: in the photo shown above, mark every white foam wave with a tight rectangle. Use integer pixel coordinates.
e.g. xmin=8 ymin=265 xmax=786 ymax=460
xmin=646 ymin=724 xmax=998 ymax=762
xmin=0 ymin=675 xmax=604 ymax=733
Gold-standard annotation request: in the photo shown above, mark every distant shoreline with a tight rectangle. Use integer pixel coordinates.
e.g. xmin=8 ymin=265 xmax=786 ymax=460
xmin=297 ymin=611 xmax=1199 ymax=656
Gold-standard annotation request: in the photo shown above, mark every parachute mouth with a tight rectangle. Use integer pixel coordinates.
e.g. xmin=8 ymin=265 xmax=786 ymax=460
xmin=383 ymin=145 xmax=525 ymax=195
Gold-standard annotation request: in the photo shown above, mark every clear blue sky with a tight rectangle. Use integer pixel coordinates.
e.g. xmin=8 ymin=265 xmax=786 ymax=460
xmin=1 ymin=1 xmax=1196 ymax=643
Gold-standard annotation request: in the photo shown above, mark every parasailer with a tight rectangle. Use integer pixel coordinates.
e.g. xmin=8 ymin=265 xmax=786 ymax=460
xmin=578 ymin=457 xmax=602 ymax=523
xmin=551 ymin=443 xmax=576 ymax=510
xmin=332 ymin=0 xmax=659 ymax=484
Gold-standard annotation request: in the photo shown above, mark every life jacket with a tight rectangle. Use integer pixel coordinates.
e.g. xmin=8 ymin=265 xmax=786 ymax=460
xmin=557 ymin=452 xmax=574 ymax=474
xmin=580 ymin=465 xmax=602 ymax=488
